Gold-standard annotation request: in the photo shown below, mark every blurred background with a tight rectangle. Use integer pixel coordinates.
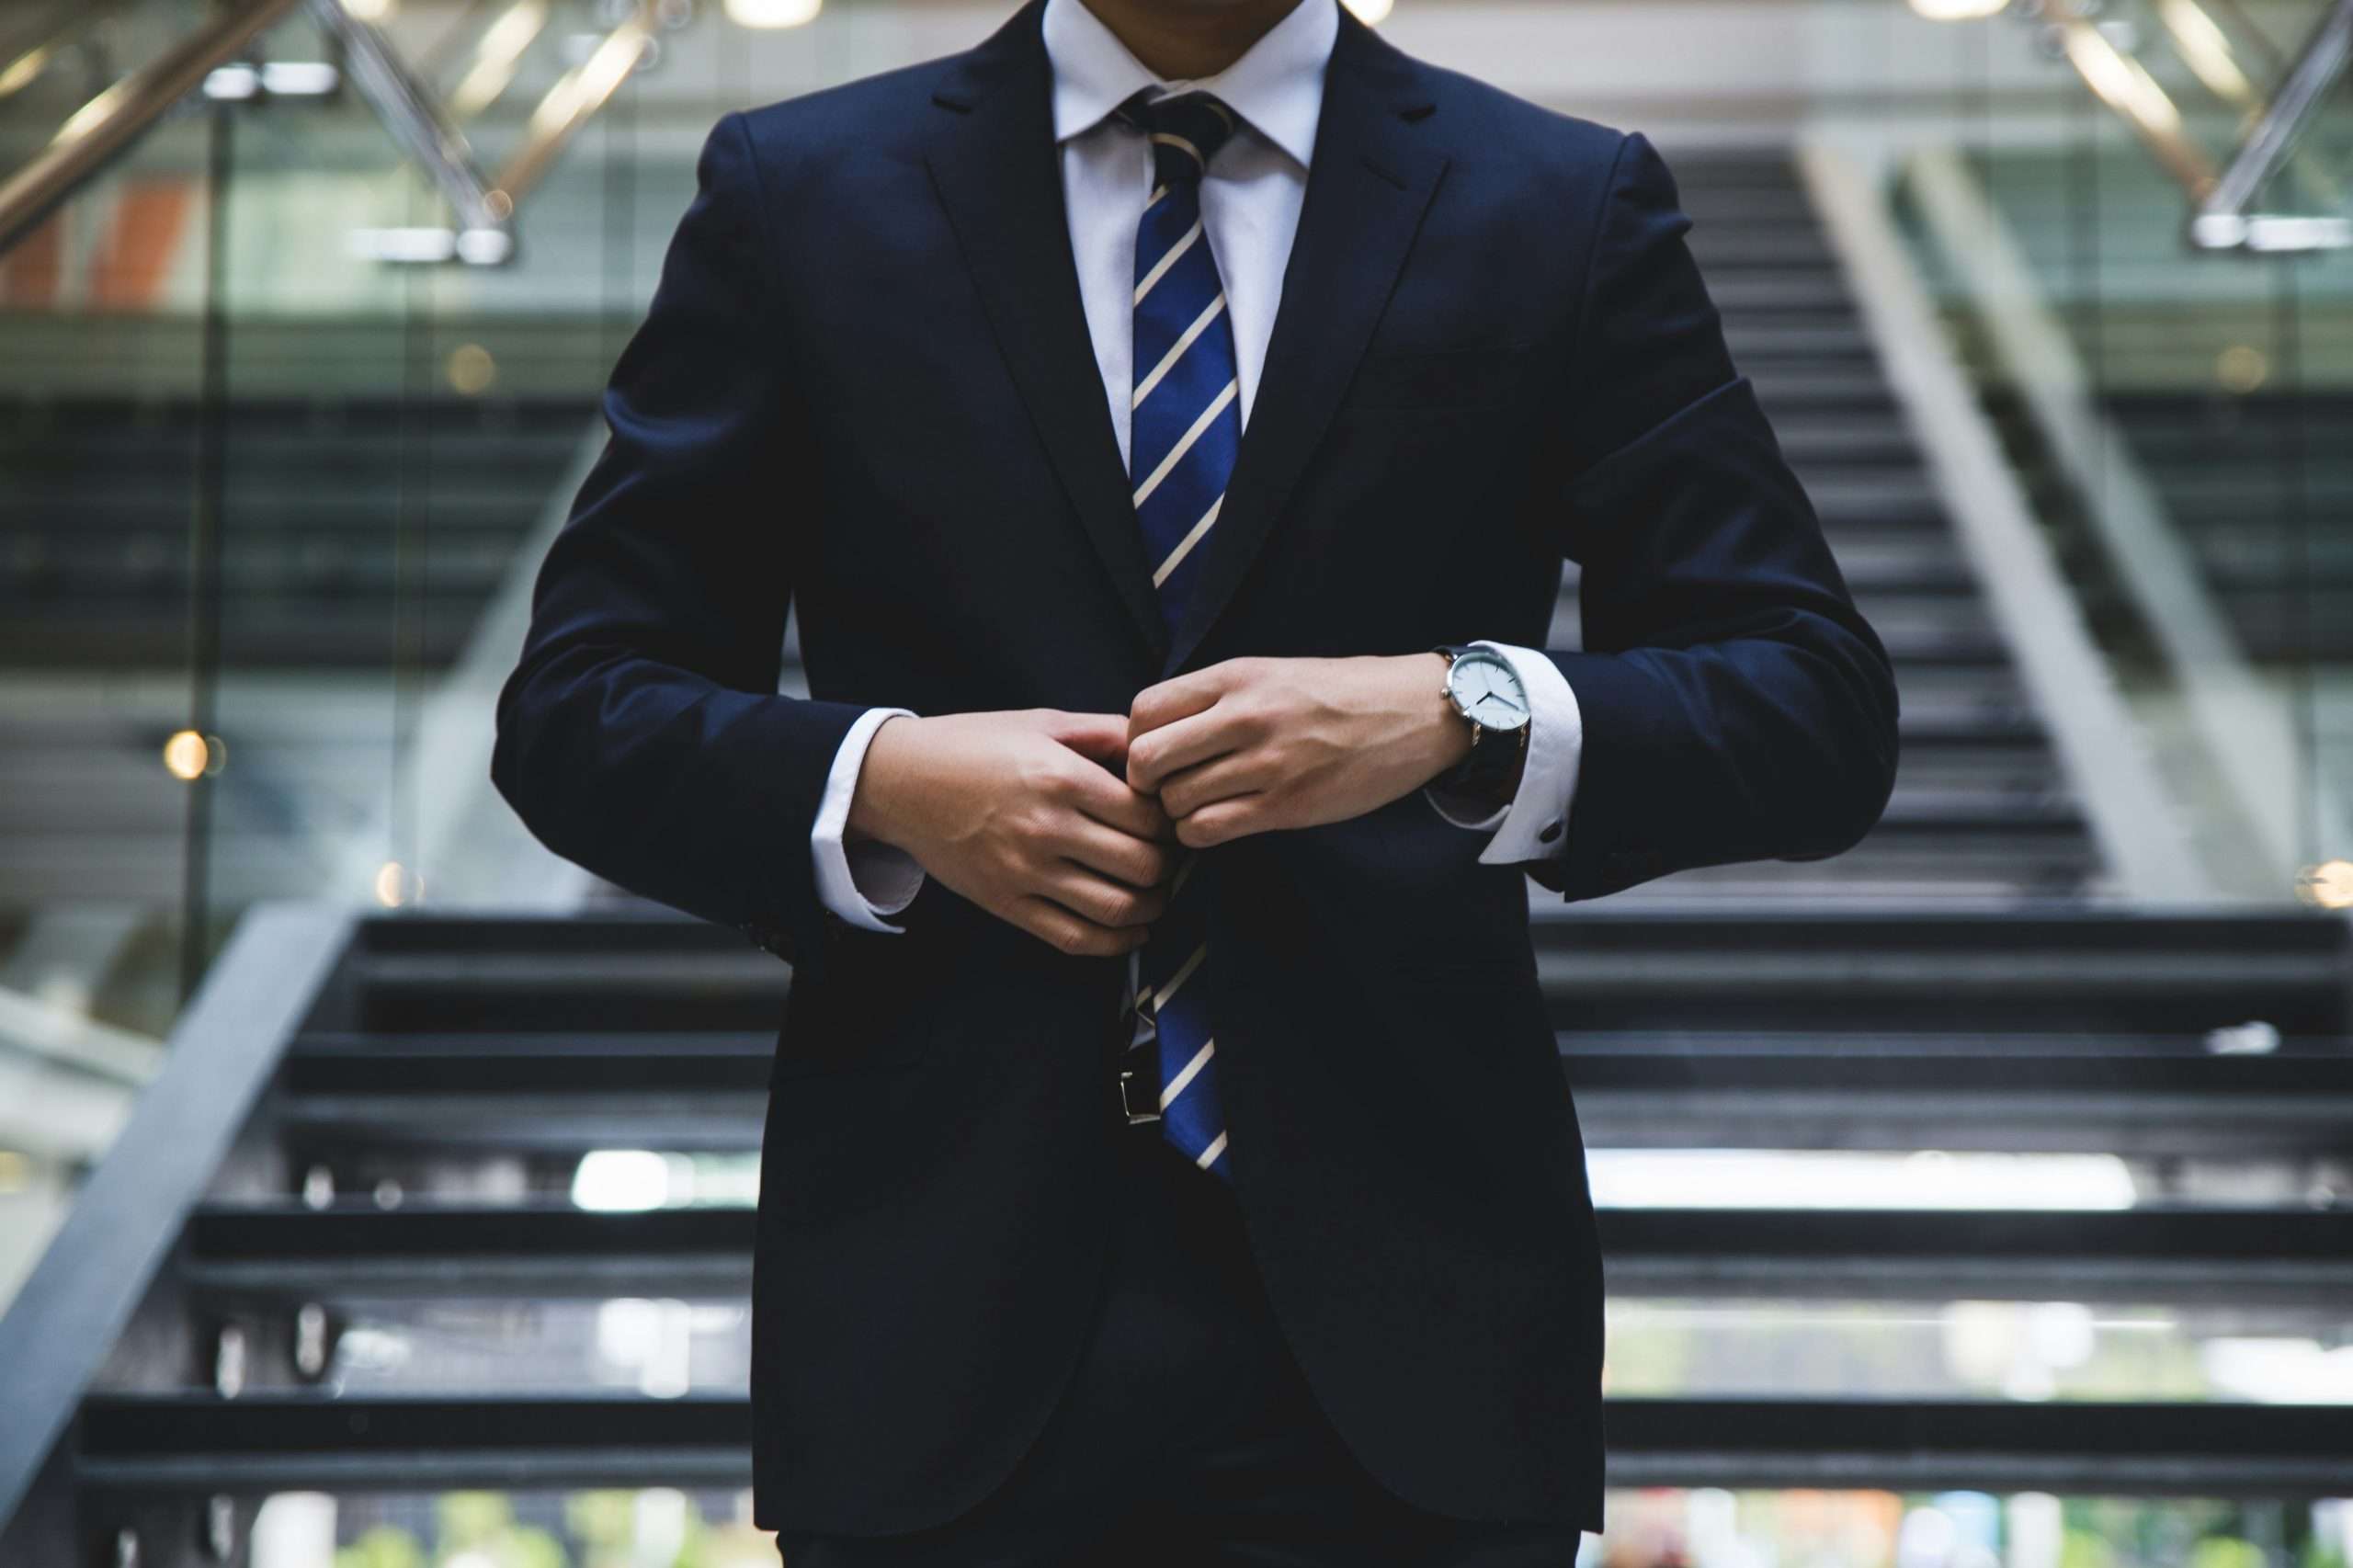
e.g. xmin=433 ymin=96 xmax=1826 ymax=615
xmin=0 ymin=0 xmax=2350 ymax=1562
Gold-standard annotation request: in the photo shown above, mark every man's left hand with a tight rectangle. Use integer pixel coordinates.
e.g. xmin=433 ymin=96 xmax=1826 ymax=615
xmin=1126 ymin=655 xmax=1474 ymax=847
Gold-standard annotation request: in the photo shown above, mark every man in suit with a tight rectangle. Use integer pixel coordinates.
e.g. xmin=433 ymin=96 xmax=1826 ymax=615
xmin=491 ymin=0 xmax=1898 ymax=1555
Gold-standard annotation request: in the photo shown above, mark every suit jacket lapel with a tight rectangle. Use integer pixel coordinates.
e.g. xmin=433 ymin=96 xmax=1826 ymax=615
xmin=922 ymin=1 xmax=1448 ymax=677
xmin=925 ymin=0 xmax=1169 ymax=665
xmin=1161 ymin=8 xmax=1448 ymax=678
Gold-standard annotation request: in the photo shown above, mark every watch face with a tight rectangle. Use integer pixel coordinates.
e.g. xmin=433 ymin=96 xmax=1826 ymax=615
xmin=1448 ymin=650 xmax=1531 ymax=732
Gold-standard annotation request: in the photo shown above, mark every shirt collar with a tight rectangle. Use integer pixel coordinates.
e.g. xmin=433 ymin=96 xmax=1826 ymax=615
xmin=1041 ymin=0 xmax=1336 ymax=170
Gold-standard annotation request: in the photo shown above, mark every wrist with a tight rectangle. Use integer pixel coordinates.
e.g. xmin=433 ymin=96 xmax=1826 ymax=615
xmin=845 ymin=712 xmax=919 ymax=848
xmin=1412 ymin=652 xmax=1474 ymax=783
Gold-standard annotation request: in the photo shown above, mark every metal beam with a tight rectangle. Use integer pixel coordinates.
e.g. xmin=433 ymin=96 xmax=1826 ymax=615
xmin=305 ymin=0 xmax=512 ymax=257
xmin=0 ymin=0 xmax=305 ymax=256
xmin=2192 ymin=0 xmax=2353 ymax=251
xmin=485 ymin=1 xmax=657 ymax=215
xmin=0 ymin=904 xmax=353 ymax=1537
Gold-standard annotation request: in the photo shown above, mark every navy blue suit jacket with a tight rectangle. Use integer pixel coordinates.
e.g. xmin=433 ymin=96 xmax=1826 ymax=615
xmin=494 ymin=0 xmax=1897 ymax=1536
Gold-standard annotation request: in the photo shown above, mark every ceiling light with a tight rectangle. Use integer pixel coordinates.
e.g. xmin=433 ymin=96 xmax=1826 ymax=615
xmin=725 ymin=0 xmax=821 ymax=28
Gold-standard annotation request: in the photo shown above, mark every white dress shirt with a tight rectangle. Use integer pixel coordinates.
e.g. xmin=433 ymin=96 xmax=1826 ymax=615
xmin=808 ymin=0 xmax=1583 ymax=932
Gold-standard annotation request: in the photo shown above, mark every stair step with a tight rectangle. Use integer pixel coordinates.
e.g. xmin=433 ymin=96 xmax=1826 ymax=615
xmin=177 ymin=1200 xmax=2353 ymax=1301
xmin=1706 ymin=271 xmax=1859 ymax=312
xmin=70 ymin=1392 xmax=2353 ymax=1497
xmin=273 ymin=1020 xmax=2353 ymax=1165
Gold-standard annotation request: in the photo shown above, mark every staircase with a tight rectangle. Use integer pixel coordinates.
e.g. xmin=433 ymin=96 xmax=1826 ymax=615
xmin=0 ymin=394 xmax=589 ymax=671
xmin=5 ymin=902 xmax=2350 ymax=1562
xmin=10 ymin=149 xmax=2352 ymax=1566
xmin=0 ymin=389 xmax=597 ymax=917
xmin=1572 ymin=151 xmax=2103 ymax=903
xmin=2108 ymin=390 xmax=2353 ymax=664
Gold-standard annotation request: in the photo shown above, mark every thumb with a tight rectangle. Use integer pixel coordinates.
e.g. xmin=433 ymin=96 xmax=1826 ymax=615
xmin=1041 ymin=710 xmax=1131 ymax=771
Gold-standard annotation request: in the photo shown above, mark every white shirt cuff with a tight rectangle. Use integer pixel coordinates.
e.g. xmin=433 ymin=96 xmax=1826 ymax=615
xmin=1423 ymin=641 xmax=1584 ymax=864
xmin=811 ymin=707 xmax=925 ymax=933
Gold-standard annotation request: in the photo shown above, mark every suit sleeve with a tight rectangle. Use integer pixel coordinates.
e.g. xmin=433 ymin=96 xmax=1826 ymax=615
xmin=1526 ymin=131 xmax=1900 ymax=902
xmin=490 ymin=112 xmax=869 ymax=963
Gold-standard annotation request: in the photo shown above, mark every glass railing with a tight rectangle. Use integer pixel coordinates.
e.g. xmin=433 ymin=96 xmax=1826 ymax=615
xmin=1861 ymin=0 xmax=2353 ymax=907
xmin=0 ymin=0 xmax=968 ymax=1015
xmin=0 ymin=0 xmax=749 ymax=1304
xmin=5 ymin=4 xmax=2352 ymax=1552
xmin=1 ymin=0 xmax=255 ymax=1308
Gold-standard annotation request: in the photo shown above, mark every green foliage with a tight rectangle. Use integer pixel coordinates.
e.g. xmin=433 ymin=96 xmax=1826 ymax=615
xmin=335 ymin=1527 xmax=426 ymax=1568
xmin=438 ymin=1493 xmax=517 ymax=1546
xmin=494 ymin=1525 xmax=569 ymax=1568
xmin=563 ymin=1492 xmax=641 ymax=1551
xmin=2059 ymin=1528 xmax=2118 ymax=1568
xmin=2188 ymin=1540 xmax=2269 ymax=1568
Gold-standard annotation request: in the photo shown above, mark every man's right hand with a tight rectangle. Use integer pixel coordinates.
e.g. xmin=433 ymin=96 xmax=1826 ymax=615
xmin=845 ymin=709 xmax=1176 ymax=957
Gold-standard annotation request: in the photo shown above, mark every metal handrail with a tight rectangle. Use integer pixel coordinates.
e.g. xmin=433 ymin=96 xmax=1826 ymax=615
xmin=2027 ymin=0 xmax=2353 ymax=253
xmin=2048 ymin=5 xmax=2220 ymax=199
xmin=0 ymin=2 xmax=125 ymax=103
xmin=1902 ymin=144 xmax=2352 ymax=891
xmin=1 ymin=0 xmax=661 ymax=268
xmin=0 ymin=903 xmax=352 ymax=1550
xmin=2190 ymin=0 xmax=2353 ymax=250
xmin=305 ymin=0 xmax=515 ymax=256
xmin=486 ymin=0 xmax=658 ymax=215
xmin=0 ymin=0 xmax=306 ymax=256
xmin=1795 ymin=139 xmax=2214 ymax=903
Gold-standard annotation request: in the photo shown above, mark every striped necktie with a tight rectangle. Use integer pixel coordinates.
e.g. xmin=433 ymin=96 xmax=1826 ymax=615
xmin=1121 ymin=88 xmax=1241 ymax=1182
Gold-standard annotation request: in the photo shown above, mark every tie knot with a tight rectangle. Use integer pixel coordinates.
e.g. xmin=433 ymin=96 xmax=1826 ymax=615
xmin=1116 ymin=89 xmax=1240 ymax=189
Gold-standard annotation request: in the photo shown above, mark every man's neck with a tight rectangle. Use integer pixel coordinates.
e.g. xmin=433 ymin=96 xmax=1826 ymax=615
xmin=1075 ymin=0 xmax=1309 ymax=82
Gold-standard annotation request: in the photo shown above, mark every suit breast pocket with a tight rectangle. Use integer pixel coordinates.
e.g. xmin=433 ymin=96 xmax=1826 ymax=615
xmin=1344 ymin=342 xmax=1538 ymax=411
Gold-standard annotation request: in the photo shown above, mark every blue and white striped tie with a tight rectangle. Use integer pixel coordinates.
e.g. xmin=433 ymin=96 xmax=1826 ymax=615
xmin=1123 ymin=88 xmax=1241 ymax=1182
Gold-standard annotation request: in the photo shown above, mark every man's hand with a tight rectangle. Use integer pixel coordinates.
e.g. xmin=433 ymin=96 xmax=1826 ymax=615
xmin=1126 ymin=655 xmax=1475 ymax=848
xmin=847 ymin=709 xmax=1177 ymax=956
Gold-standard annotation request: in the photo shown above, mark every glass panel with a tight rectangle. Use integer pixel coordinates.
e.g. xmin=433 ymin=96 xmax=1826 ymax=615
xmin=0 ymin=0 xmax=236 ymax=1312
xmin=199 ymin=0 xmax=591 ymax=945
xmin=1881 ymin=0 xmax=2353 ymax=903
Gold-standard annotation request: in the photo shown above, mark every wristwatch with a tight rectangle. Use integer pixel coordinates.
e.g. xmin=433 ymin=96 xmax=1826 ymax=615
xmin=1433 ymin=644 xmax=1531 ymax=800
